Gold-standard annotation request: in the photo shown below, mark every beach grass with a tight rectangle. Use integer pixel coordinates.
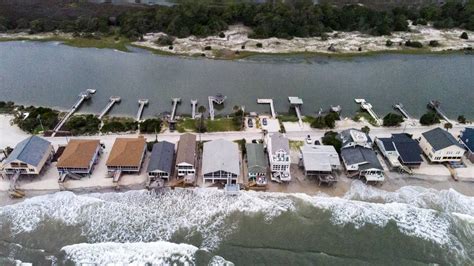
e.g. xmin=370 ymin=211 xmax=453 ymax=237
xmin=206 ymin=118 xmax=241 ymax=132
xmin=176 ymin=118 xmax=197 ymax=133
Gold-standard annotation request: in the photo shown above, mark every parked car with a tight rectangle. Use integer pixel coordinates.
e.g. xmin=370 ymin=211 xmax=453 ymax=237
xmin=262 ymin=118 xmax=268 ymax=126
xmin=248 ymin=118 xmax=253 ymax=128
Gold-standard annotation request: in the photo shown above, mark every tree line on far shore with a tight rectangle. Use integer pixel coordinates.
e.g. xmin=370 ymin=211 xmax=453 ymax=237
xmin=0 ymin=0 xmax=473 ymax=40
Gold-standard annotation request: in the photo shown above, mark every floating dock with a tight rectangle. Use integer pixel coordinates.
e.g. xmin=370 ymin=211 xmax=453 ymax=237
xmin=257 ymin=99 xmax=276 ymax=118
xmin=288 ymin=96 xmax=303 ymax=126
xmin=136 ymin=99 xmax=149 ymax=122
xmin=208 ymin=94 xmax=227 ymax=120
xmin=428 ymin=100 xmax=450 ymax=122
xmin=170 ymin=98 xmax=181 ymax=121
xmin=52 ymin=89 xmax=96 ymax=137
xmin=393 ymin=103 xmax=411 ymax=119
xmin=354 ymin=98 xmax=382 ymax=126
xmin=98 ymin=96 xmax=121 ymax=120
xmin=191 ymin=100 xmax=198 ymax=119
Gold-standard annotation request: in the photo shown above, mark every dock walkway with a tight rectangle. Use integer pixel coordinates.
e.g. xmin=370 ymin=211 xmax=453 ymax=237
xmin=354 ymin=98 xmax=382 ymax=126
xmin=288 ymin=97 xmax=303 ymax=126
xmin=170 ymin=98 xmax=181 ymax=121
xmin=257 ymin=99 xmax=276 ymax=118
xmin=208 ymin=94 xmax=227 ymax=120
xmin=52 ymin=89 xmax=95 ymax=137
xmin=136 ymin=99 xmax=149 ymax=122
xmin=428 ymin=100 xmax=450 ymax=122
xmin=191 ymin=100 xmax=198 ymax=119
xmin=393 ymin=103 xmax=411 ymax=119
xmin=99 ymin=96 xmax=121 ymax=120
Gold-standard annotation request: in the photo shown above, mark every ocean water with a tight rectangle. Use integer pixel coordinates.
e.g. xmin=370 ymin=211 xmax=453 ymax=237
xmin=0 ymin=181 xmax=473 ymax=265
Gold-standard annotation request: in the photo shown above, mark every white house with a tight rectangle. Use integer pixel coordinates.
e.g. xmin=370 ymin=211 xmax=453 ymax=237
xmin=299 ymin=144 xmax=340 ymax=176
xmin=419 ymin=128 xmax=465 ymax=163
xmin=202 ymin=139 xmax=240 ymax=184
xmin=267 ymin=133 xmax=291 ymax=182
xmin=1 ymin=136 xmax=54 ymax=176
xmin=175 ymin=133 xmax=196 ymax=177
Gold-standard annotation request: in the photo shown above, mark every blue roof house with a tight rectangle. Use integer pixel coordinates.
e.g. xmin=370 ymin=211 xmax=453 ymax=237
xmin=1 ymin=136 xmax=54 ymax=176
xmin=147 ymin=141 xmax=175 ymax=179
xmin=460 ymin=127 xmax=474 ymax=163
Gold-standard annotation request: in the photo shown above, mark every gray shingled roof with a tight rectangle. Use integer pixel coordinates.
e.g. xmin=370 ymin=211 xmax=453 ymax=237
xmin=147 ymin=141 xmax=175 ymax=174
xmin=202 ymin=139 xmax=240 ymax=175
xmin=460 ymin=128 xmax=474 ymax=153
xmin=246 ymin=143 xmax=268 ymax=173
xmin=341 ymin=146 xmax=383 ymax=171
xmin=422 ymin=127 xmax=463 ymax=151
xmin=4 ymin=136 xmax=51 ymax=167
xmin=270 ymin=133 xmax=289 ymax=154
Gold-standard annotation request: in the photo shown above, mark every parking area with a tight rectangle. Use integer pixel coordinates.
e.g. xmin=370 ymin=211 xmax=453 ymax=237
xmin=259 ymin=115 xmax=280 ymax=132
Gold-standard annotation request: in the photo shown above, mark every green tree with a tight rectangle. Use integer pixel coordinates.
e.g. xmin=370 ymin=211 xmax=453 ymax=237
xmin=457 ymin=115 xmax=467 ymax=124
xmin=140 ymin=118 xmax=162 ymax=133
xmin=383 ymin=113 xmax=404 ymax=127
xmin=444 ymin=122 xmax=453 ymax=131
xmin=361 ymin=126 xmax=370 ymax=134
xmin=322 ymin=131 xmax=342 ymax=153
xmin=420 ymin=112 xmax=440 ymax=125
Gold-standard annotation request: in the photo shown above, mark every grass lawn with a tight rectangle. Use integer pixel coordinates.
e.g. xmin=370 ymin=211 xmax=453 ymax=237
xmin=289 ymin=140 xmax=304 ymax=151
xmin=206 ymin=118 xmax=241 ymax=132
xmin=353 ymin=111 xmax=378 ymax=126
xmin=176 ymin=118 xmax=197 ymax=133
xmin=278 ymin=114 xmax=299 ymax=123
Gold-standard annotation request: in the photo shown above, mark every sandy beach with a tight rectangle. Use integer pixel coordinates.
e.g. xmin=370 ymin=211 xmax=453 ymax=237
xmin=135 ymin=23 xmax=474 ymax=58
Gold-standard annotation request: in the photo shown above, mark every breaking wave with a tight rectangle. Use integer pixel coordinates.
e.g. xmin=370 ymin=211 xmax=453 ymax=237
xmin=1 ymin=182 xmax=473 ymax=263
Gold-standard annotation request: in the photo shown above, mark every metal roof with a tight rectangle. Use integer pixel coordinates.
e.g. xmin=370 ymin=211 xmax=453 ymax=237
xmin=269 ymin=133 xmax=289 ymax=154
xmin=422 ymin=127 xmax=463 ymax=151
xmin=300 ymin=144 xmax=340 ymax=172
xmin=246 ymin=143 xmax=268 ymax=173
xmin=341 ymin=146 xmax=383 ymax=171
xmin=175 ymin=133 xmax=196 ymax=165
xmin=379 ymin=138 xmax=396 ymax=151
xmin=460 ymin=127 xmax=474 ymax=153
xmin=202 ymin=139 xmax=240 ymax=176
xmin=391 ymin=134 xmax=423 ymax=164
xmin=4 ymin=136 xmax=52 ymax=167
xmin=147 ymin=141 xmax=175 ymax=174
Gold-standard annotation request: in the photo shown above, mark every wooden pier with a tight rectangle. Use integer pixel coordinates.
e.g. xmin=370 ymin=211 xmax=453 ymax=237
xmin=393 ymin=103 xmax=411 ymax=119
xmin=191 ymin=100 xmax=198 ymax=119
xmin=170 ymin=98 xmax=181 ymax=121
xmin=354 ymin=98 xmax=382 ymax=126
xmin=257 ymin=98 xmax=276 ymax=118
xmin=428 ymin=100 xmax=450 ymax=122
xmin=288 ymin=97 xmax=303 ymax=126
xmin=136 ymin=99 xmax=149 ymax=122
xmin=208 ymin=94 xmax=227 ymax=120
xmin=52 ymin=89 xmax=96 ymax=137
xmin=98 ymin=96 xmax=121 ymax=120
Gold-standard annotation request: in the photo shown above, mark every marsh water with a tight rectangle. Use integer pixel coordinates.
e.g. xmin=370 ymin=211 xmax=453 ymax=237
xmin=0 ymin=41 xmax=473 ymax=119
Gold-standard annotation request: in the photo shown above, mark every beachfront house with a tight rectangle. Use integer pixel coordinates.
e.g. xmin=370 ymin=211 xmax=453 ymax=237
xmin=175 ymin=133 xmax=196 ymax=177
xmin=299 ymin=144 xmax=340 ymax=176
xmin=419 ymin=127 xmax=465 ymax=163
xmin=459 ymin=127 xmax=474 ymax=163
xmin=106 ymin=136 xmax=147 ymax=174
xmin=267 ymin=133 xmax=291 ymax=182
xmin=338 ymin=129 xmax=384 ymax=182
xmin=202 ymin=139 xmax=240 ymax=184
xmin=147 ymin=141 xmax=175 ymax=180
xmin=375 ymin=133 xmax=423 ymax=169
xmin=245 ymin=143 xmax=268 ymax=186
xmin=56 ymin=139 xmax=101 ymax=177
xmin=1 ymin=136 xmax=54 ymax=176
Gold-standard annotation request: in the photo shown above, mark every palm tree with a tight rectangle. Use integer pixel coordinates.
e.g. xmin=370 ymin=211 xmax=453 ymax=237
xmin=444 ymin=122 xmax=453 ymax=131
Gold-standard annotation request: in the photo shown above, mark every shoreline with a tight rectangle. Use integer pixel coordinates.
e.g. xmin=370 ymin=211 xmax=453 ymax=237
xmin=1 ymin=23 xmax=473 ymax=60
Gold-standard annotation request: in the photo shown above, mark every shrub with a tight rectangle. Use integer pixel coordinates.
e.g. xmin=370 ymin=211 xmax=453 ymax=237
xmin=457 ymin=115 xmax=467 ymax=124
xmin=218 ymin=32 xmax=225 ymax=38
xmin=63 ymin=114 xmax=100 ymax=135
xmin=429 ymin=40 xmax=440 ymax=47
xmin=460 ymin=32 xmax=469 ymax=40
xmin=420 ymin=112 xmax=440 ymax=125
xmin=204 ymin=46 xmax=212 ymax=50
xmin=405 ymin=40 xmax=423 ymax=48
xmin=322 ymin=131 xmax=342 ymax=153
xmin=139 ymin=118 xmax=162 ymax=133
xmin=15 ymin=106 xmax=58 ymax=133
xmin=256 ymin=43 xmax=263 ymax=48
xmin=155 ymin=35 xmax=174 ymax=46
xmin=383 ymin=113 xmax=404 ymax=127
xmin=385 ymin=40 xmax=393 ymax=47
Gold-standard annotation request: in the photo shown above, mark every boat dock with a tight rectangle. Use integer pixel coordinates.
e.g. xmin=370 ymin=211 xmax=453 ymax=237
xmin=208 ymin=94 xmax=227 ymax=120
xmin=393 ymin=103 xmax=411 ymax=119
xmin=170 ymin=98 xmax=181 ymax=121
xmin=354 ymin=98 xmax=382 ymax=126
xmin=428 ymin=100 xmax=450 ymax=121
xmin=98 ymin=96 xmax=121 ymax=120
xmin=288 ymin=97 xmax=303 ymax=126
xmin=52 ymin=89 xmax=96 ymax=137
xmin=136 ymin=99 xmax=149 ymax=122
xmin=257 ymin=98 xmax=276 ymax=118
xmin=191 ymin=100 xmax=198 ymax=119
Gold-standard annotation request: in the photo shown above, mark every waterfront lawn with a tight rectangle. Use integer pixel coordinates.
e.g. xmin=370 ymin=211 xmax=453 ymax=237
xmin=353 ymin=111 xmax=378 ymax=126
xmin=176 ymin=118 xmax=197 ymax=133
xmin=63 ymin=114 xmax=101 ymax=135
xmin=206 ymin=118 xmax=241 ymax=132
xmin=278 ymin=114 xmax=299 ymax=123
